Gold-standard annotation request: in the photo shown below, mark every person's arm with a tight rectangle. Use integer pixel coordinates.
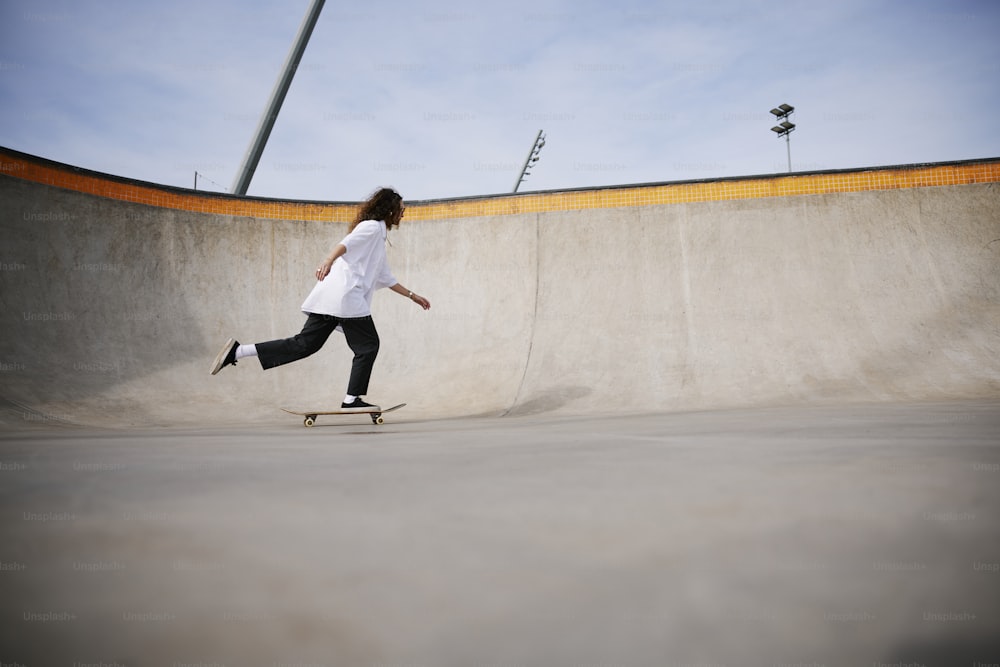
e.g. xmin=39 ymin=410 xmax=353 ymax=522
xmin=315 ymin=244 xmax=346 ymax=281
xmin=390 ymin=283 xmax=431 ymax=310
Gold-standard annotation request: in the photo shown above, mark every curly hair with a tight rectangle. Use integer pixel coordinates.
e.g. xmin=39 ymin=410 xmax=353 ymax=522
xmin=350 ymin=187 xmax=403 ymax=232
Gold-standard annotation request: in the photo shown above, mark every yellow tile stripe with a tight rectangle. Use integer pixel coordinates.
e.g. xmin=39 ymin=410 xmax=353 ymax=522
xmin=0 ymin=149 xmax=355 ymax=222
xmin=407 ymin=161 xmax=1000 ymax=221
xmin=2 ymin=148 xmax=998 ymax=222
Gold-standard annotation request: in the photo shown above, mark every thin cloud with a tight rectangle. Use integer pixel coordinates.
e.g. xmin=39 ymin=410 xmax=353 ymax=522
xmin=1 ymin=0 xmax=997 ymax=200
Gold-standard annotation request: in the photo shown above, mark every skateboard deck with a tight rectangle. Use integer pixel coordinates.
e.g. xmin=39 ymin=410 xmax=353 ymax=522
xmin=281 ymin=403 xmax=405 ymax=427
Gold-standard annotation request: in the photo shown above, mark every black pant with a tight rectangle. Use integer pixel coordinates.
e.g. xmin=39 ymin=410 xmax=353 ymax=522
xmin=255 ymin=313 xmax=380 ymax=396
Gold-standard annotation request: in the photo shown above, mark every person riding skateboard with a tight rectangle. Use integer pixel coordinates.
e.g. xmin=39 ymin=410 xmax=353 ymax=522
xmin=210 ymin=187 xmax=430 ymax=411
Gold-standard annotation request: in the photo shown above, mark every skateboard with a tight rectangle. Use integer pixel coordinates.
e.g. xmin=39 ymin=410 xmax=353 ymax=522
xmin=281 ymin=403 xmax=405 ymax=427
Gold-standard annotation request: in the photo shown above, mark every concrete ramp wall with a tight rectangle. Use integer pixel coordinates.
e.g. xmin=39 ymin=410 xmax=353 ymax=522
xmin=1 ymin=150 xmax=998 ymax=427
xmin=516 ymin=188 xmax=1000 ymax=415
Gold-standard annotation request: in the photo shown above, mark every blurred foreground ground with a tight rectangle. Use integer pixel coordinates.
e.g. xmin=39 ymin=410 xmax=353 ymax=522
xmin=2 ymin=399 xmax=998 ymax=666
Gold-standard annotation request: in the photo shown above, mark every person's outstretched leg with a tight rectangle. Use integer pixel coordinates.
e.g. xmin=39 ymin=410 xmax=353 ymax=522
xmin=339 ymin=316 xmax=380 ymax=406
xmin=212 ymin=314 xmax=337 ymax=375
xmin=255 ymin=313 xmax=339 ymax=370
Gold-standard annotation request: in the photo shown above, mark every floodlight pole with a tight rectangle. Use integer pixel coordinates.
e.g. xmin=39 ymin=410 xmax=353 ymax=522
xmin=769 ymin=103 xmax=795 ymax=172
xmin=514 ymin=129 xmax=546 ymax=193
xmin=230 ymin=0 xmax=326 ymax=196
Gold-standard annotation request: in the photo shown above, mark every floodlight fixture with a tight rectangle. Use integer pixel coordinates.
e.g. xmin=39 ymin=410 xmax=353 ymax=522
xmin=768 ymin=102 xmax=796 ymax=172
xmin=514 ymin=129 xmax=546 ymax=192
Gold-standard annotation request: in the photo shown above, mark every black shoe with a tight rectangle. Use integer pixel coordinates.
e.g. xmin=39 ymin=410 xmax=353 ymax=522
xmin=341 ymin=397 xmax=380 ymax=411
xmin=210 ymin=337 xmax=239 ymax=375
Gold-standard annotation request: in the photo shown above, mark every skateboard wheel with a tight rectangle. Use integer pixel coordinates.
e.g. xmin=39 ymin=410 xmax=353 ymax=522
xmin=304 ymin=417 xmax=315 ymax=427
xmin=370 ymin=413 xmax=381 ymax=425
xmin=375 ymin=416 xmax=384 ymax=425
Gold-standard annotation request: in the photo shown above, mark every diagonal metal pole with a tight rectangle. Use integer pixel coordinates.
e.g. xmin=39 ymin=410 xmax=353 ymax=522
xmin=230 ymin=0 xmax=326 ymax=196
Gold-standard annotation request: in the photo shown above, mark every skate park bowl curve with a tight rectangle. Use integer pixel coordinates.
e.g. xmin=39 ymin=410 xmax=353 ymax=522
xmin=1 ymin=146 xmax=999 ymax=427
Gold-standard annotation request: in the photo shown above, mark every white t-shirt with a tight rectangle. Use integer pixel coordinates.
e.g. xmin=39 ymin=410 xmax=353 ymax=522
xmin=300 ymin=219 xmax=397 ymax=318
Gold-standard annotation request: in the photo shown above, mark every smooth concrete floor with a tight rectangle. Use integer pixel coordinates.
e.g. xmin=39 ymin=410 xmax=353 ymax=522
xmin=2 ymin=400 xmax=999 ymax=666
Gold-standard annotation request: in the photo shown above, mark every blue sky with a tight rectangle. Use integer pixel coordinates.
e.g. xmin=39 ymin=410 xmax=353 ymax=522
xmin=1 ymin=0 xmax=998 ymax=201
